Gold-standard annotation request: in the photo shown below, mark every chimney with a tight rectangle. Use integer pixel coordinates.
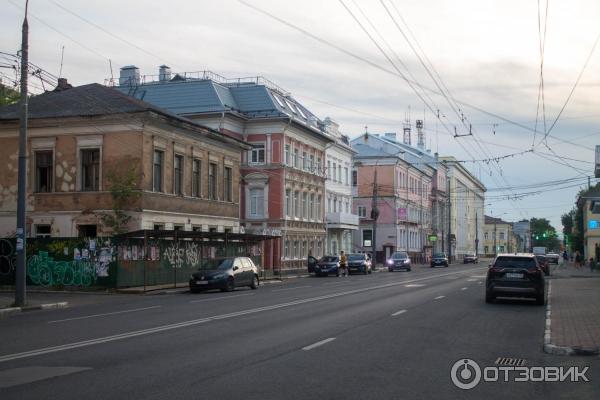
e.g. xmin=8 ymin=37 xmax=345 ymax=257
xmin=119 ymin=65 xmax=140 ymax=86
xmin=403 ymin=127 xmax=411 ymax=145
xmin=53 ymin=78 xmax=73 ymax=92
xmin=159 ymin=65 xmax=171 ymax=82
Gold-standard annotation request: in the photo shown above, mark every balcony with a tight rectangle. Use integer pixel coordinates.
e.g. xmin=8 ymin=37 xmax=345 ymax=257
xmin=326 ymin=212 xmax=359 ymax=230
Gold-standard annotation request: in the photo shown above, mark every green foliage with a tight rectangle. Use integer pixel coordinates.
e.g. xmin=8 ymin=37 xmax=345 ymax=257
xmin=530 ymin=217 xmax=560 ymax=251
xmin=100 ymin=164 xmax=141 ymax=235
xmin=0 ymin=84 xmax=20 ymax=106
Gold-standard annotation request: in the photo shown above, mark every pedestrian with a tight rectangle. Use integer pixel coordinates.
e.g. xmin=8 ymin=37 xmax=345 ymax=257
xmin=562 ymin=250 xmax=568 ymax=264
xmin=575 ymin=251 xmax=582 ymax=269
xmin=339 ymin=251 xmax=348 ymax=277
xmin=589 ymin=258 xmax=596 ymax=272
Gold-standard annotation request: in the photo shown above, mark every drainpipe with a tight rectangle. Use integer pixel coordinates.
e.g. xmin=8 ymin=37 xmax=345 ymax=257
xmin=281 ymin=117 xmax=293 ymax=273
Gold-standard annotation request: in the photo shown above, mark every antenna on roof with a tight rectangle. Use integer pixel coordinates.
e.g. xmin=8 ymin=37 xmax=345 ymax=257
xmin=58 ymin=45 xmax=65 ymax=79
xmin=108 ymin=59 xmax=114 ymax=83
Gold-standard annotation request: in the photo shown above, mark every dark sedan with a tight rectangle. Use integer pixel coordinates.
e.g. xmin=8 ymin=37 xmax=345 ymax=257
xmin=190 ymin=257 xmax=259 ymax=293
xmin=347 ymin=253 xmax=372 ymax=275
xmin=387 ymin=252 xmax=411 ymax=272
xmin=431 ymin=253 xmax=449 ymax=268
xmin=308 ymin=255 xmax=340 ymax=276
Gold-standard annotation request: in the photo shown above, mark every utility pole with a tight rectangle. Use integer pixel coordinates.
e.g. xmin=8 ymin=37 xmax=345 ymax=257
xmin=371 ymin=166 xmax=379 ymax=269
xmin=447 ymin=178 xmax=452 ymax=262
xmin=475 ymin=212 xmax=479 ymax=256
xmin=494 ymin=219 xmax=497 ymax=257
xmin=15 ymin=0 xmax=29 ymax=307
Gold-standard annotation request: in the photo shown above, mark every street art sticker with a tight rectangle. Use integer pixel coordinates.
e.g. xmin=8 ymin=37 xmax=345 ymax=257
xmin=162 ymin=241 xmax=202 ymax=269
xmin=27 ymin=251 xmax=97 ymax=287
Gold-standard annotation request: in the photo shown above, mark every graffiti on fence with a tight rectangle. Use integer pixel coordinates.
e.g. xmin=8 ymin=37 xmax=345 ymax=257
xmin=27 ymin=251 xmax=97 ymax=287
xmin=162 ymin=241 xmax=202 ymax=269
xmin=0 ymin=239 xmax=16 ymax=276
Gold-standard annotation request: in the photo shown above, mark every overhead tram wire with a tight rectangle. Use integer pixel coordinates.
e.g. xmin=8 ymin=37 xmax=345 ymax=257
xmin=533 ymin=0 xmax=549 ymax=148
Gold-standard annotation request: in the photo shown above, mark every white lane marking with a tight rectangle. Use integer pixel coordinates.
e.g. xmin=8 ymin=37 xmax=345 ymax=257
xmin=471 ymin=275 xmax=487 ymax=278
xmin=271 ymin=285 xmax=312 ymax=292
xmin=302 ymin=338 xmax=336 ymax=351
xmin=189 ymin=293 xmax=255 ymax=303
xmin=405 ymin=284 xmax=425 ymax=287
xmin=48 ymin=306 xmax=162 ymax=324
xmin=477 ymin=281 xmax=483 ymax=285
xmin=323 ymin=281 xmax=352 ymax=286
xmin=434 ymin=295 xmax=445 ymax=300
xmin=391 ymin=309 xmax=407 ymax=317
xmin=0 ymin=266 xmax=485 ymax=363
xmin=467 ymin=279 xmax=477 ymax=282
xmin=461 ymin=287 xmax=468 ymax=291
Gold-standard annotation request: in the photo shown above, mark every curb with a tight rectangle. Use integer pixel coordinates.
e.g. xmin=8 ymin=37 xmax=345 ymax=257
xmin=0 ymin=301 xmax=68 ymax=319
xmin=542 ymin=280 xmax=600 ymax=356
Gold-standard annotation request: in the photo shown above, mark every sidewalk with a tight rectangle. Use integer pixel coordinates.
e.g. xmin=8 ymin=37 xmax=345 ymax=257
xmin=544 ymin=262 xmax=600 ymax=355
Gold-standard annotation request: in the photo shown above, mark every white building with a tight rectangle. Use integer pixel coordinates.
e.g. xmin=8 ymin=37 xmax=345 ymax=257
xmin=439 ymin=156 xmax=486 ymax=259
xmin=323 ymin=118 xmax=358 ymax=255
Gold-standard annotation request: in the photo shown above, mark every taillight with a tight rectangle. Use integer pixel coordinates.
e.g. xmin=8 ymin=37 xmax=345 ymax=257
xmin=489 ymin=266 xmax=503 ymax=273
xmin=527 ymin=266 xmax=541 ymax=275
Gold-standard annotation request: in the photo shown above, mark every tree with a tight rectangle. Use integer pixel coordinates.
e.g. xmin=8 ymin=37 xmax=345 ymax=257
xmin=530 ymin=217 xmax=560 ymax=251
xmin=0 ymin=83 xmax=20 ymax=106
xmin=100 ymin=165 xmax=141 ymax=235
xmin=561 ymin=209 xmax=576 ymax=251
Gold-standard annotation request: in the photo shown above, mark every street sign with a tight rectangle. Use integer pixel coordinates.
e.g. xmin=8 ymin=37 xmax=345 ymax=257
xmin=428 ymin=234 xmax=438 ymax=242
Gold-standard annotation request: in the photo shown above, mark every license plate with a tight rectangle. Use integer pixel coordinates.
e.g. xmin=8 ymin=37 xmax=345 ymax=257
xmin=505 ymin=273 xmax=523 ymax=279
xmin=196 ymin=281 xmax=208 ymax=285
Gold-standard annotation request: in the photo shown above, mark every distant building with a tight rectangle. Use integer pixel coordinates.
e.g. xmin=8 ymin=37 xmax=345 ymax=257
xmin=483 ymin=216 xmax=514 ymax=256
xmin=577 ymin=188 xmax=600 ymax=260
xmin=0 ymin=82 xmax=247 ymax=237
xmin=439 ymin=157 xmax=486 ymax=259
xmin=114 ymin=66 xmax=333 ymax=270
xmin=512 ymin=219 xmax=531 ymax=252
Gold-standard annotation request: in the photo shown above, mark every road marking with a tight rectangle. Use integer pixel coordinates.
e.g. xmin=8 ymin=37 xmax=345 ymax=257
xmin=323 ymin=281 xmax=351 ymax=286
xmin=471 ymin=275 xmax=487 ymax=278
xmin=0 ymin=266 xmax=485 ymax=363
xmin=0 ymin=366 xmax=92 ymax=389
xmin=391 ymin=309 xmax=407 ymax=316
xmin=271 ymin=285 xmax=312 ymax=292
xmin=434 ymin=295 xmax=445 ymax=300
xmin=461 ymin=287 xmax=468 ymax=291
xmin=404 ymin=284 xmax=425 ymax=287
xmin=467 ymin=279 xmax=477 ymax=282
xmin=48 ymin=306 xmax=162 ymax=324
xmin=189 ymin=293 xmax=255 ymax=303
xmin=302 ymin=338 xmax=336 ymax=351
xmin=478 ymin=281 xmax=483 ymax=284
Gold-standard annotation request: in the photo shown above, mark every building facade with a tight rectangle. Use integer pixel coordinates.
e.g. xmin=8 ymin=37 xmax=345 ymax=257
xmin=439 ymin=157 xmax=486 ymax=259
xmin=322 ymin=118 xmax=358 ymax=255
xmin=512 ymin=219 xmax=531 ymax=252
xmin=350 ymin=127 xmax=447 ymax=264
xmin=0 ymin=82 xmax=247 ymax=237
xmin=483 ymin=216 xmax=515 ymax=256
xmin=115 ymin=66 xmax=333 ymax=270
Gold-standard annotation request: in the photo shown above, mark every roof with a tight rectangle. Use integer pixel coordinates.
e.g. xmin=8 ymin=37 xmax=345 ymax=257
xmin=0 ymin=83 xmax=249 ymax=149
xmin=115 ymin=74 xmax=326 ymax=135
xmin=485 ymin=215 xmax=512 ymax=225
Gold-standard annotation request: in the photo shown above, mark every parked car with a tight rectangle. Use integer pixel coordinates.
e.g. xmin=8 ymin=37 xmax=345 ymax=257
xmin=546 ymin=253 xmax=560 ymax=265
xmin=463 ymin=253 xmax=478 ymax=264
xmin=430 ymin=253 xmax=449 ymax=268
xmin=308 ymin=255 xmax=340 ymax=276
xmin=189 ymin=257 xmax=259 ymax=293
xmin=387 ymin=252 xmax=411 ymax=272
xmin=347 ymin=253 xmax=372 ymax=275
xmin=485 ymin=253 xmax=545 ymax=305
xmin=534 ymin=254 xmax=550 ymax=276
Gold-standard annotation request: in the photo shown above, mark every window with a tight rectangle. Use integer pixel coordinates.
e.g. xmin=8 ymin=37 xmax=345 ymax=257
xmin=333 ymin=163 xmax=337 ymax=181
xmin=192 ymin=159 xmax=202 ymax=198
xmin=224 ymin=167 xmax=232 ymax=202
xmin=294 ymin=149 xmax=299 ymax=168
xmin=153 ymin=224 xmax=164 ymax=230
xmin=309 ymin=154 xmax=314 ymax=172
xmin=174 ymin=154 xmax=183 ymax=195
xmin=285 ymin=145 xmax=290 ymax=166
xmin=500 ymin=232 xmax=505 ymax=240
xmin=338 ymin=167 xmax=342 ymax=183
xmin=250 ymin=188 xmax=264 ymax=217
xmin=309 ymin=194 xmax=315 ymax=219
xmin=317 ymin=157 xmax=322 ymax=175
xmin=250 ymin=144 xmax=265 ymax=164
xmin=35 ymin=151 xmax=53 ymax=192
xmin=317 ymin=241 xmax=322 ymax=257
xmin=80 ymin=149 xmax=100 ymax=191
xmin=209 ymin=163 xmax=217 ymax=200
xmin=78 ymin=224 xmax=97 ymax=238
xmin=294 ymin=191 xmax=300 ymax=218
xmin=285 ymin=240 xmax=290 ymax=258
xmin=484 ymin=232 xmax=489 ymax=240
xmin=363 ymin=230 xmax=373 ymax=247
xmin=35 ymin=225 xmax=51 ymax=238
xmin=327 ymin=161 xmax=331 ymax=179
xmin=302 ymin=241 xmax=307 ymax=258
xmin=352 ymin=170 xmax=357 ymax=187
xmin=328 ymin=197 xmax=331 ymax=213
xmin=302 ymin=192 xmax=308 ymax=218
xmin=344 ymin=167 xmax=348 ymax=185
xmin=316 ymin=195 xmax=321 ymax=220
xmin=358 ymin=205 xmax=366 ymax=218
xmin=485 ymin=246 xmax=489 ymax=254
xmin=153 ymin=150 xmax=164 ymax=192
xmin=331 ymin=240 xmax=337 ymax=256
xmin=173 ymin=225 xmax=184 ymax=231
xmin=285 ymin=189 xmax=291 ymax=217
xmin=302 ymin=152 xmax=307 ymax=170
xmin=293 ymin=240 xmax=299 ymax=259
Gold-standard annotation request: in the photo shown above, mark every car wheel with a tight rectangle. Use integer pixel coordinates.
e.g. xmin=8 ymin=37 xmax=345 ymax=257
xmin=445 ymin=264 xmax=449 ymax=268
xmin=250 ymin=275 xmax=259 ymax=289
xmin=224 ymin=277 xmax=235 ymax=292
xmin=190 ymin=287 xmax=199 ymax=294
xmin=407 ymin=267 xmax=411 ymax=272
xmin=363 ymin=268 xmax=368 ymax=275
xmin=485 ymin=290 xmax=495 ymax=303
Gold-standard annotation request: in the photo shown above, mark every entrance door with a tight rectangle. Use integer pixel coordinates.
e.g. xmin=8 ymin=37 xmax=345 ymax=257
xmin=383 ymin=245 xmax=395 ymax=262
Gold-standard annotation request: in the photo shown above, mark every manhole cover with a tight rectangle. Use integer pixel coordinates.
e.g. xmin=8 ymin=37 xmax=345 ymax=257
xmin=494 ymin=357 xmax=526 ymax=366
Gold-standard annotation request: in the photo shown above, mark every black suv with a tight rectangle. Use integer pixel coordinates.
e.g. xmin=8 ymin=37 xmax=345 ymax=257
xmin=430 ymin=253 xmax=449 ymax=268
xmin=485 ymin=254 xmax=545 ymax=305
xmin=190 ymin=257 xmax=259 ymax=293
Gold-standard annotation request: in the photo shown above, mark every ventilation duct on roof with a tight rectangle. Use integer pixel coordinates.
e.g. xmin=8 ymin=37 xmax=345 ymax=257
xmin=159 ymin=65 xmax=171 ymax=82
xmin=119 ymin=65 xmax=140 ymax=86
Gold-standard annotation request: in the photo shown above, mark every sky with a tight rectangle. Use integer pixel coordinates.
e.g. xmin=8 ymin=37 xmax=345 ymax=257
xmin=2 ymin=0 xmax=600 ymax=233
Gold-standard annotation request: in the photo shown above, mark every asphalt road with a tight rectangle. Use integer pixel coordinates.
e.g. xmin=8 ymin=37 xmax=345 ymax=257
xmin=0 ymin=264 xmax=598 ymax=399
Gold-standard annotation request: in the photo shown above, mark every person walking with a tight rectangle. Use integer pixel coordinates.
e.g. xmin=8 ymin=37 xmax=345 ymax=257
xmin=574 ymin=251 xmax=582 ymax=269
xmin=339 ymin=251 xmax=348 ymax=277
xmin=589 ymin=257 xmax=596 ymax=272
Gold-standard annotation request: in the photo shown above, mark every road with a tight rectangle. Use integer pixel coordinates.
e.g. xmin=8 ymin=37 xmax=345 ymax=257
xmin=0 ymin=263 xmax=597 ymax=399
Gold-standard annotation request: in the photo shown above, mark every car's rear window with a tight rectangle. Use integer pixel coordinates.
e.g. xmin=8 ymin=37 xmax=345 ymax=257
xmin=348 ymin=254 xmax=364 ymax=261
xmin=433 ymin=253 xmax=446 ymax=258
xmin=494 ymin=257 xmax=536 ymax=269
xmin=321 ymin=256 xmax=338 ymax=262
xmin=392 ymin=252 xmax=408 ymax=259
